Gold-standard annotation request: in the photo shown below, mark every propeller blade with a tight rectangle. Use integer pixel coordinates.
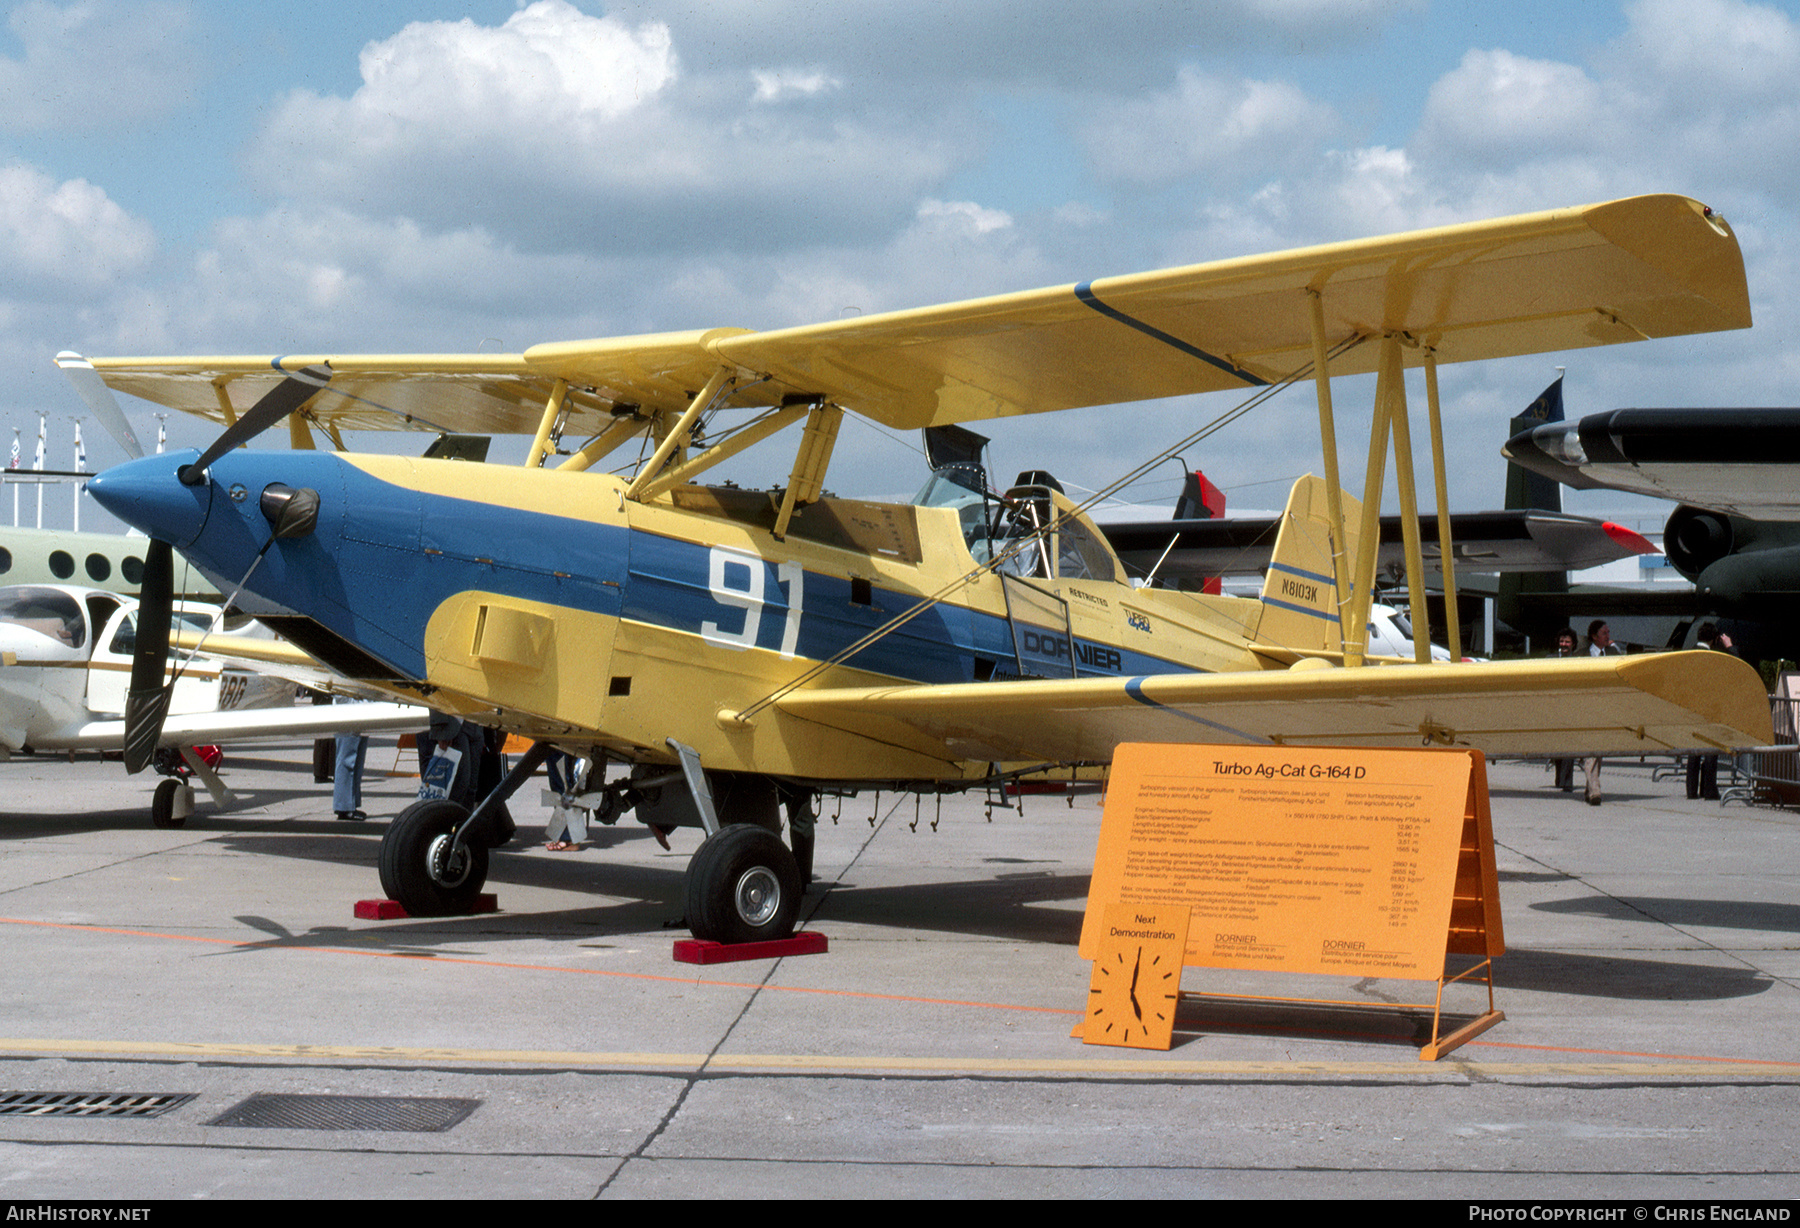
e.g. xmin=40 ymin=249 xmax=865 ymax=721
xmin=55 ymin=352 xmax=145 ymax=460
xmin=179 ymin=364 xmax=331 ymax=486
xmin=122 ymin=538 xmax=174 ymax=774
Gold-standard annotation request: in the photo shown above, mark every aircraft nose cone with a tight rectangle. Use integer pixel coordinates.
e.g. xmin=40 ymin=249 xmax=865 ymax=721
xmin=87 ymin=450 xmax=213 ymax=548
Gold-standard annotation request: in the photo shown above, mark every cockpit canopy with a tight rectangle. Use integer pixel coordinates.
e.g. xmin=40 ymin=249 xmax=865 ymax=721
xmin=914 ymin=467 xmax=1120 ymax=583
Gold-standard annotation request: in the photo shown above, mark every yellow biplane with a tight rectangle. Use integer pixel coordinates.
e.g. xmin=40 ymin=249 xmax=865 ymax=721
xmin=78 ymin=193 xmax=1771 ymax=942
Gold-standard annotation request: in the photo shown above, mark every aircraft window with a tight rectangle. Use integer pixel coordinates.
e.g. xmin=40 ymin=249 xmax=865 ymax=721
xmin=0 ymin=546 xmax=9 ymax=574
xmin=108 ymin=612 xmax=136 ymax=656
xmin=112 ymin=610 xmax=212 ymax=657
xmin=85 ymin=553 xmax=111 ymax=582
xmin=121 ymin=555 xmax=144 ymax=584
xmin=996 ymin=538 xmax=1047 ymax=579
xmin=993 ymin=487 xmax=1055 ymax=580
xmin=914 ymin=470 xmax=994 ymax=560
xmin=1054 ymin=519 xmax=1116 ymax=583
xmin=0 ymin=586 xmax=85 ymax=648
xmin=49 ymin=550 xmax=74 ymax=580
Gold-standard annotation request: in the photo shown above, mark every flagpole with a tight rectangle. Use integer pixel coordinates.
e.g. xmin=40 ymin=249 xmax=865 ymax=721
xmin=71 ymin=418 xmax=85 ymax=531
xmin=33 ymin=414 xmax=45 ymax=529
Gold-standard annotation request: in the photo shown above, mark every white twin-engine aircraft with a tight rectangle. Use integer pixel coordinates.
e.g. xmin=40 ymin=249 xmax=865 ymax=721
xmin=0 ymin=583 xmax=419 ymax=827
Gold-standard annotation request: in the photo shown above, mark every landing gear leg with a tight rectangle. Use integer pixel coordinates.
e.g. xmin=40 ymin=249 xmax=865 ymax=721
xmin=667 ymin=742 xmax=802 ymax=942
xmin=785 ymin=789 xmax=817 ymax=886
xmin=377 ymin=740 xmax=554 ymax=915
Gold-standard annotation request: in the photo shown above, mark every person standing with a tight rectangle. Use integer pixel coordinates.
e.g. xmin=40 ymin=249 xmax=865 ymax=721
xmin=1551 ymin=627 xmax=1580 ymax=792
xmin=332 ymin=695 xmax=369 ymax=822
xmin=1686 ymin=622 xmax=1734 ymax=800
xmin=1584 ymin=621 xmax=1624 ymax=805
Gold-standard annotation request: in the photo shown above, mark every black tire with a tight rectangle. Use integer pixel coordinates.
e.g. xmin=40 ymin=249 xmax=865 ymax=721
xmin=685 ymin=823 xmax=801 ymax=944
xmin=150 ymin=778 xmax=185 ymax=829
xmin=378 ymin=800 xmax=488 ymax=916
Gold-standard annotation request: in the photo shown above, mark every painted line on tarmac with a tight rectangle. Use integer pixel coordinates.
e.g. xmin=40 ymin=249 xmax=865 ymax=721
xmin=0 ymin=915 xmax=1079 ymax=1016
xmin=7 ymin=918 xmax=1798 ymax=1074
xmin=0 ymin=1037 xmax=1798 ymax=1079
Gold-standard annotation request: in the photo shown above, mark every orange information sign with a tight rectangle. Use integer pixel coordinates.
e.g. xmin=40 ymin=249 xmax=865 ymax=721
xmin=1081 ymin=744 xmax=1483 ymax=979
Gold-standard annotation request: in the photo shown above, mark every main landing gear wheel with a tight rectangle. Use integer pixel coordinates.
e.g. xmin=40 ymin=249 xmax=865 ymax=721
xmin=379 ymin=800 xmax=489 ymax=916
xmin=685 ymin=823 xmax=802 ymax=944
xmin=150 ymin=778 xmax=185 ymax=829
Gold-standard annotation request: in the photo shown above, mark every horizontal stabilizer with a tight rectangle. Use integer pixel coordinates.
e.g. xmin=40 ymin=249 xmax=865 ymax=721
xmin=1103 ymin=509 xmax=1657 ymax=580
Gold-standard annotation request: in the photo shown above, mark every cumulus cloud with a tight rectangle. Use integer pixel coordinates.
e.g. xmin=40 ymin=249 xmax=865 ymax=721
xmin=250 ymin=0 xmax=962 ymax=256
xmin=915 ymin=199 xmax=1013 ymax=236
xmin=347 ymin=1 xmax=676 ymax=129
xmin=0 ymin=162 xmax=154 ymax=292
xmin=1080 ymin=68 xmax=1339 ymax=187
xmin=1416 ymin=50 xmax=1610 ymax=166
xmin=751 ymin=68 xmax=842 ymax=103
xmin=1619 ymin=0 xmax=1800 ymax=97
xmin=0 ymin=0 xmax=199 ymax=132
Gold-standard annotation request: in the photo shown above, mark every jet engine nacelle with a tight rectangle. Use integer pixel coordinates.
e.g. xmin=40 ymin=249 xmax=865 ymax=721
xmin=1663 ymin=505 xmax=1736 ymax=579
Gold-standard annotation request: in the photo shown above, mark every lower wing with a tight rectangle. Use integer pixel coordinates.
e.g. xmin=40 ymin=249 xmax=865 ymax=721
xmin=775 ymin=652 xmax=1770 ymax=762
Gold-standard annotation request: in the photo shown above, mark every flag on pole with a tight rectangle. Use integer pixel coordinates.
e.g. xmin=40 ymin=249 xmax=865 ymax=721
xmin=8 ymin=429 xmax=18 ymax=469
xmin=156 ymin=417 xmax=166 ymax=454
xmin=33 ymin=415 xmax=45 ymax=470
xmin=73 ymin=420 xmax=86 ymax=473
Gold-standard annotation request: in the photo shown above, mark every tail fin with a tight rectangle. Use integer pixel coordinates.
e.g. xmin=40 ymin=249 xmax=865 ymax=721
xmin=1172 ymin=469 xmax=1227 ymax=593
xmin=1256 ymin=474 xmax=1361 ymax=653
xmin=1500 ymin=376 xmax=1569 ymax=642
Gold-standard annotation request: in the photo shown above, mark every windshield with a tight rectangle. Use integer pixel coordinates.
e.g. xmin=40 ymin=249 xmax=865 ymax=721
xmin=0 ymin=587 xmax=86 ymax=648
xmin=915 ymin=469 xmax=998 ymax=563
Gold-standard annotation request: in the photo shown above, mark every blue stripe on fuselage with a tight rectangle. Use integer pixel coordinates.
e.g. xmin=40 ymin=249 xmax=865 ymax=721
xmin=182 ymin=451 xmax=1203 ymax=687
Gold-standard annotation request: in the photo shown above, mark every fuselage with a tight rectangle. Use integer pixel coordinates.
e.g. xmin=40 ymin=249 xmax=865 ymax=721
xmin=89 ymin=449 xmax=1290 ymax=780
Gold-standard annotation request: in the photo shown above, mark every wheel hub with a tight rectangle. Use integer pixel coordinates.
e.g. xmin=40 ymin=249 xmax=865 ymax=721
xmin=733 ymin=866 xmax=781 ymax=926
xmin=426 ymin=833 xmax=472 ymax=888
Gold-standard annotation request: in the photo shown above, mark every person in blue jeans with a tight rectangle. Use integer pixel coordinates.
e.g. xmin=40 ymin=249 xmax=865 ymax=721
xmin=333 ymin=729 xmax=369 ymax=821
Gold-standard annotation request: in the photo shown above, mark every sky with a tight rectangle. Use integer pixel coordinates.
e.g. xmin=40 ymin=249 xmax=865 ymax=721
xmin=0 ymin=0 xmax=1795 ymax=530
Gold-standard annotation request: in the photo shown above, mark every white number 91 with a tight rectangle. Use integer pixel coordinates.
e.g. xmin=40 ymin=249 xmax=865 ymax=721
xmin=701 ymin=546 xmax=803 ymax=659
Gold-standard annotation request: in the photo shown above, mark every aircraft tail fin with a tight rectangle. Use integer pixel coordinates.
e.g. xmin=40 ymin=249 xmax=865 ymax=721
xmin=1256 ymin=475 xmax=1361 ymax=654
xmin=1172 ymin=469 xmax=1226 ymax=593
xmin=1500 ymin=375 xmax=1570 ymax=641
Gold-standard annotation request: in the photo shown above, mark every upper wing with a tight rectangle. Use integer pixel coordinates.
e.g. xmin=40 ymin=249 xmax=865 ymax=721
xmin=51 ymin=700 xmax=424 ymax=752
xmin=85 ymin=195 xmax=1748 ymax=434
xmin=1504 ymin=408 xmax=1800 ymax=520
xmin=1101 ymin=509 xmax=1657 ymax=581
xmin=774 ymin=651 xmax=1771 ymax=762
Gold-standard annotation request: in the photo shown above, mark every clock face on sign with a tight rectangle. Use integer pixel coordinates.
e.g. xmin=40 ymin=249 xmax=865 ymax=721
xmin=1081 ymin=906 xmax=1186 ymax=1050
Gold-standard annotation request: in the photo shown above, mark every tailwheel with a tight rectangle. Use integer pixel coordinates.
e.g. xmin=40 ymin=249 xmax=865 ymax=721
xmin=685 ymin=823 xmax=802 ymax=944
xmin=150 ymin=777 xmax=186 ymax=829
xmin=379 ymin=800 xmax=489 ymax=916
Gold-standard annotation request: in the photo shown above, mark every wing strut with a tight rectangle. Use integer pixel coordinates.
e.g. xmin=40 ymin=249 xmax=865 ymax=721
xmin=625 ymin=368 xmax=736 ymax=502
xmin=774 ymin=403 xmax=843 ymax=539
xmin=1310 ymin=312 xmax=1454 ymax=667
xmin=525 ymin=378 xmax=569 ymax=468
xmin=1422 ymin=352 xmax=1464 ymax=662
xmin=1383 ymin=336 xmax=1433 ymax=665
xmin=1305 ymin=290 xmax=1354 ymax=658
